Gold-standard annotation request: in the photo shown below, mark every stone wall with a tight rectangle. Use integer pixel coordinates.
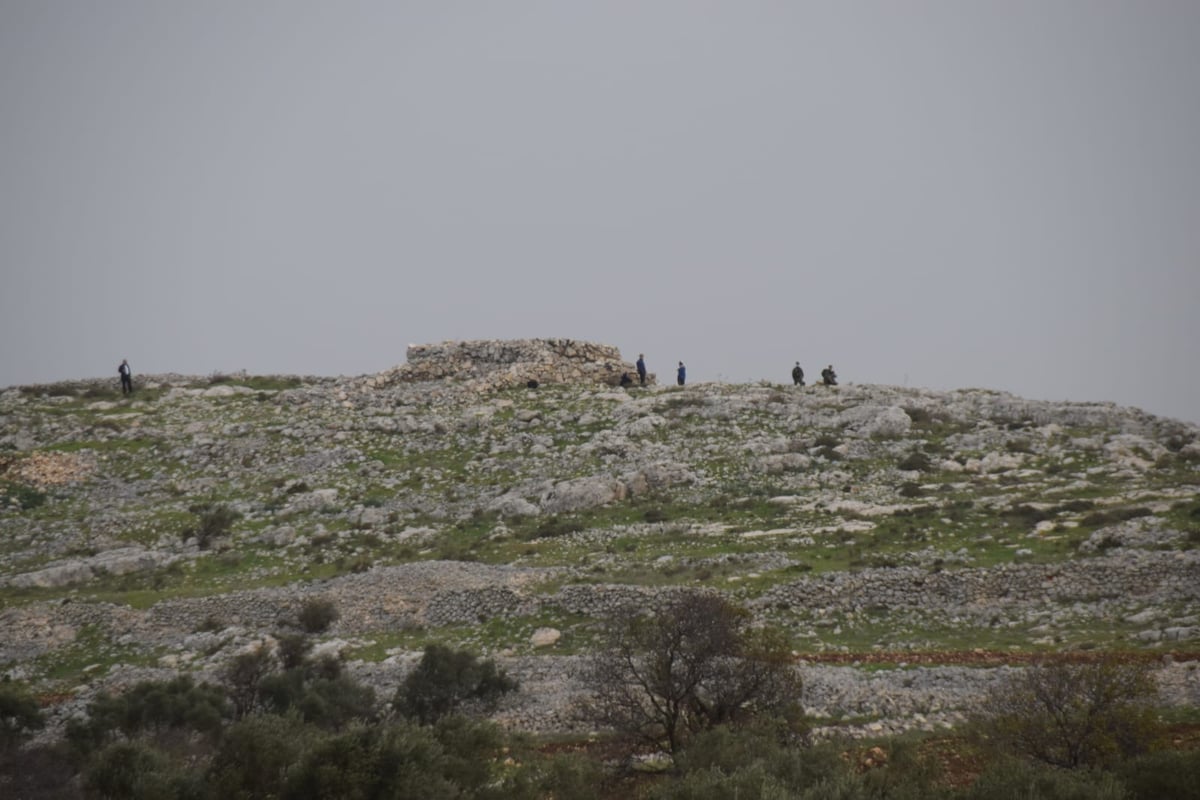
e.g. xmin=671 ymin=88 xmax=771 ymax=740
xmin=379 ymin=338 xmax=653 ymax=390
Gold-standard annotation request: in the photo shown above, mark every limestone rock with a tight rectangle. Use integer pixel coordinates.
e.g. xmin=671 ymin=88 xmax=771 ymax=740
xmin=530 ymin=627 xmax=561 ymax=648
xmin=541 ymin=476 xmax=627 ymax=514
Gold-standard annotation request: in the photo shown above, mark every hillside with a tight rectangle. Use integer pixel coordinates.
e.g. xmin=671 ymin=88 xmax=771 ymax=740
xmin=2 ymin=341 xmax=1199 ymax=739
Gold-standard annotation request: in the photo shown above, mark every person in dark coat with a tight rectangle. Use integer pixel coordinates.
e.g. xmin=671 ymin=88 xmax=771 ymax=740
xmin=636 ymin=354 xmax=647 ymax=386
xmin=792 ymin=362 xmax=805 ymax=386
xmin=619 ymin=372 xmax=633 ymax=387
xmin=118 ymin=359 xmax=133 ymax=395
xmin=676 ymin=361 xmax=686 ymax=386
xmin=821 ymin=365 xmax=838 ymax=386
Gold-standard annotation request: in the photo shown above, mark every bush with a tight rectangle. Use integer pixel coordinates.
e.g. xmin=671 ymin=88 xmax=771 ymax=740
xmin=1114 ymin=747 xmax=1200 ymax=800
xmin=261 ymin=671 xmax=377 ymax=730
xmin=66 ymin=676 xmax=227 ymax=755
xmin=898 ymin=482 xmax=924 ymax=499
xmin=673 ymin=725 xmax=842 ymax=788
xmin=964 ymin=758 xmax=1128 ymax=800
xmin=394 ymin=644 xmax=518 ymax=725
xmin=977 ymin=657 xmax=1162 ymax=769
xmin=208 ymin=712 xmax=318 ymax=799
xmin=897 ymin=451 xmax=932 ymax=472
xmin=82 ymin=740 xmax=194 ymax=800
xmin=184 ymin=502 xmax=240 ymax=550
xmin=529 ymin=752 xmax=607 ymax=800
xmin=1080 ymin=507 xmax=1153 ymax=527
xmin=276 ymin=633 xmax=313 ymax=670
xmin=0 ymin=680 xmax=44 ymax=751
xmin=221 ymin=646 xmax=277 ymax=719
xmin=0 ymin=479 xmax=47 ymax=511
xmin=585 ymin=593 xmax=804 ymax=755
xmin=281 ymin=720 xmax=495 ymax=800
xmin=298 ymin=596 xmax=339 ymax=633
xmin=530 ymin=516 xmax=585 ymax=539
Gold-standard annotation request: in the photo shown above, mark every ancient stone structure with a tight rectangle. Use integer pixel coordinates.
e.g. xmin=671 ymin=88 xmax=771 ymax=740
xmin=379 ymin=338 xmax=652 ymax=390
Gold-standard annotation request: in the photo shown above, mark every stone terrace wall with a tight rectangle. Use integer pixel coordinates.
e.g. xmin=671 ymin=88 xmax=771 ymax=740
xmin=379 ymin=338 xmax=653 ymax=391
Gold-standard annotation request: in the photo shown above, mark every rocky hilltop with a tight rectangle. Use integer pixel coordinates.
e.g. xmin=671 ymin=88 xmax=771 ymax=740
xmin=1 ymin=339 xmax=1198 ymax=740
xmin=373 ymin=338 xmax=653 ymax=391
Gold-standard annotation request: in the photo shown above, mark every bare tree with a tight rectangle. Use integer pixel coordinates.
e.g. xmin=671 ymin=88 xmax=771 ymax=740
xmin=583 ymin=592 xmax=803 ymax=755
xmin=979 ymin=657 xmax=1162 ymax=769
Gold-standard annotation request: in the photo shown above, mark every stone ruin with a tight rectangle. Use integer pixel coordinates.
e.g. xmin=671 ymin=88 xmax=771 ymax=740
xmin=377 ymin=338 xmax=654 ymax=391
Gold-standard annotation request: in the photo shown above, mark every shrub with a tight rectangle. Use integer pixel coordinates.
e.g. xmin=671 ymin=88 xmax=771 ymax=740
xmin=208 ymin=712 xmax=318 ymax=800
xmin=1114 ymin=747 xmax=1200 ymax=800
xmin=261 ymin=664 xmax=377 ymax=730
xmin=903 ymin=406 xmax=933 ymax=424
xmin=394 ymin=644 xmax=518 ymax=725
xmin=964 ymin=758 xmax=1128 ymax=800
xmin=221 ymin=646 xmax=278 ymax=718
xmin=897 ymin=451 xmax=932 ymax=472
xmin=184 ymin=502 xmax=240 ymax=550
xmin=298 ymin=596 xmax=339 ymax=633
xmin=644 ymin=508 xmax=671 ymax=523
xmin=276 ymin=633 xmax=313 ymax=670
xmin=898 ymin=482 xmax=924 ymax=499
xmin=976 ymin=657 xmax=1162 ymax=769
xmin=280 ymin=720 xmax=495 ymax=800
xmin=82 ymin=740 xmax=194 ymax=800
xmin=0 ymin=680 xmax=44 ymax=751
xmin=530 ymin=516 xmax=585 ymax=539
xmin=66 ymin=676 xmax=227 ymax=755
xmin=584 ymin=593 xmax=804 ymax=755
xmin=0 ymin=479 xmax=47 ymax=511
xmin=1080 ymin=507 xmax=1153 ymax=527
xmin=528 ymin=752 xmax=608 ymax=800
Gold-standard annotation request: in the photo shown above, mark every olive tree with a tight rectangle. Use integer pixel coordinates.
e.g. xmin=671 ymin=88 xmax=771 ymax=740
xmin=584 ymin=592 xmax=803 ymax=755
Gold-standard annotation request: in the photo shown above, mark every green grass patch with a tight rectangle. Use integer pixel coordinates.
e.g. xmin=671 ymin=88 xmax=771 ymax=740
xmin=33 ymin=623 xmax=163 ymax=684
xmin=345 ymin=609 xmax=600 ymax=660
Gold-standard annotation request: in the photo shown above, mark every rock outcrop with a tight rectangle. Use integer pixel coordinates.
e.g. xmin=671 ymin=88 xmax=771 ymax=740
xmin=376 ymin=338 xmax=652 ymax=390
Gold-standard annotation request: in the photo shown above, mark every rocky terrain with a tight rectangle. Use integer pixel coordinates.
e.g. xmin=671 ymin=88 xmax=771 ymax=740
xmin=2 ymin=338 xmax=1199 ymax=741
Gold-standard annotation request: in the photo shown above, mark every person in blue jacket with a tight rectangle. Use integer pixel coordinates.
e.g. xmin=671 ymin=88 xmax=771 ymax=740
xmin=636 ymin=354 xmax=647 ymax=386
xmin=676 ymin=361 xmax=686 ymax=386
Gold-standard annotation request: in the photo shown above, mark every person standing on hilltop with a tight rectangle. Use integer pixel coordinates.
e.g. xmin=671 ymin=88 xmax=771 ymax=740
xmin=792 ymin=362 xmax=805 ymax=386
xmin=636 ymin=354 xmax=647 ymax=386
xmin=118 ymin=359 xmax=133 ymax=395
xmin=677 ymin=361 xmax=686 ymax=386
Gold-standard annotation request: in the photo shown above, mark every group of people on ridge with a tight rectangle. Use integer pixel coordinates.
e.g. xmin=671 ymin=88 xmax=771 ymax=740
xmin=620 ymin=354 xmax=836 ymax=390
xmin=120 ymin=354 xmax=831 ymax=394
xmin=621 ymin=354 xmax=686 ymax=388
xmin=792 ymin=362 xmax=837 ymax=387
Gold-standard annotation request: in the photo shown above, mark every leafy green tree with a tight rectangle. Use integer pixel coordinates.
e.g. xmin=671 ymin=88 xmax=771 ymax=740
xmin=207 ymin=712 xmax=319 ymax=800
xmin=260 ymin=671 xmax=376 ymax=730
xmin=393 ymin=644 xmax=518 ymax=725
xmin=978 ymin=657 xmax=1163 ymax=769
xmin=82 ymin=740 xmax=200 ymax=800
xmin=66 ymin=676 xmax=227 ymax=756
xmin=281 ymin=721 xmax=461 ymax=800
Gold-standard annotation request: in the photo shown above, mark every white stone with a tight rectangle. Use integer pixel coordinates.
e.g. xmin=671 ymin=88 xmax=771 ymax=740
xmin=530 ymin=627 xmax=561 ymax=648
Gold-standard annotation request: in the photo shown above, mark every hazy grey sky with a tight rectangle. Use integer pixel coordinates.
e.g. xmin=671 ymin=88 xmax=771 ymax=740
xmin=2 ymin=2 xmax=1198 ymax=422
